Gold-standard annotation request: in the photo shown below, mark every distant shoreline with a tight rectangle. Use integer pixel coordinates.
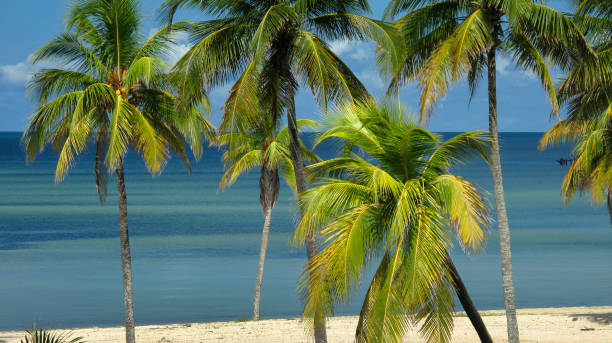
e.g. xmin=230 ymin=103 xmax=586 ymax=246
xmin=1 ymin=306 xmax=610 ymax=343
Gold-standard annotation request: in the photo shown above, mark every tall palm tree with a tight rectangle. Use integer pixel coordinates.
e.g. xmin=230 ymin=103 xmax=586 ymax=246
xmin=381 ymin=2 xmax=593 ymax=341
xmin=160 ymin=1 xmax=397 ymax=341
xmin=540 ymin=0 xmax=612 ymax=225
xmin=217 ymin=116 xmax=320 ymax=320
xmin=21 ymin=1 xmax=212 ymax=342
xmin=293 ymin=100 xmax=492 ymax=343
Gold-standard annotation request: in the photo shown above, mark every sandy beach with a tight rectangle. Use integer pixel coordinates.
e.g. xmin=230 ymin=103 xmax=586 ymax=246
xmin=1 ymin=306 xmax=610 ymax=343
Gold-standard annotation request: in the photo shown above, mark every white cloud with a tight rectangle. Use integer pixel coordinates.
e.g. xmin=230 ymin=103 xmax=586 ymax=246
xmin=497 ymin=55 xmax=513 ymax=75
xmin=146 ymin=26 xmax=192 ymax=67
xmin=0 ymin=55 xmax=58 ymax=85
xmin=328 ymin=40 xmax=372 ymax=62
xmin=329 ymin=40 xmax=351 ymax=56
xmin=349 ymin=45 xmax=369 ymax=62
xmin=167 ymin=43 xmax=191 ymax=66
xmin=0 ymin=59 xmax=37 ymax=85
xmin=148 ymin=26 xmax=189 ymax=41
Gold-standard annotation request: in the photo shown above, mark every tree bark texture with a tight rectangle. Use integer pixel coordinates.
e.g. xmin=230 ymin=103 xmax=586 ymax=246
xmin=285 ymin=91 xmax=327 ymax=343
xmin=446 ymin=257 xmax=493 ymax=343
xmin=488 ymin=46 xmax=520 ymax=343
xmin=253 ymin=206 xmax=273 ymax=320
xmin=116 ymin=157 xmax=136 ymax=343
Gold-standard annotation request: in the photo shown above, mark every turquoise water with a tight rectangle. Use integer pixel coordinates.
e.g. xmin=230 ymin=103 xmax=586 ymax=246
xmin=0 ymin=132 xmax=610 ymax=330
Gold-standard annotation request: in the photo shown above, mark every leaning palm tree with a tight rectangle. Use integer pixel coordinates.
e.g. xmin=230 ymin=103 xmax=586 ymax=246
xmin=540 ymin=0 xmax=612 ymax=225
xmin=381 ymin=1 xmax=593 ymax=341
xmin=21 ymin=1 xmax=212 ymax=342
xmin=293 ymin=100 xmax=491 ymax=343
xmin=160 ymin=1 xmax=397 ymax=340
xmin=217 ymin=115 xmax=320 ymax=320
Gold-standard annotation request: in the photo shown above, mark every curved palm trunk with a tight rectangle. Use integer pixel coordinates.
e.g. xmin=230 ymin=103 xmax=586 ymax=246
xmin=116 ymin=157 xmax=136 ymax=343
xmin=446 ymin=257 xmax=492 ymax=343
xmin=253 ymin=205 xmax=273 ymax=320
xmin=286 ymin=92 xmax=327 ymax=343
xmin=488 ymin=47 xmax=520 ymax=343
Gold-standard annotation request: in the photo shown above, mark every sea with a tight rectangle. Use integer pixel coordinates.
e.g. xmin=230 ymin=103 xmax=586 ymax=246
xmin=0 ymin=131 xmax=610 ymax=330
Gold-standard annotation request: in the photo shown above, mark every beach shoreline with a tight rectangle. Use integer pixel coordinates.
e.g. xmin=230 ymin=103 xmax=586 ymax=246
xmin=1 ymin=306 xmax=610 ymax=342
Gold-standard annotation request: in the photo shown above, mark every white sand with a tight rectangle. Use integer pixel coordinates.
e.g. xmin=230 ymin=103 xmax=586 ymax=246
xmin=1 ymin=306 xmax=611 ymax=342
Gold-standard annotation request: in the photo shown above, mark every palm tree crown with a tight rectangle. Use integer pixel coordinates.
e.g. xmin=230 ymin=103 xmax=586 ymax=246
xmin=218 ymin=117 xmax=320 ymax=196
xmin=293 ymin=100 xmax=491 ymax=343
xmin=383 ymin=0 xmax=593 ymax=118
xmin=160 ymin=0 xmax=399 ymax=130
xmin=23 ymin=0 xmax=212 ymax=190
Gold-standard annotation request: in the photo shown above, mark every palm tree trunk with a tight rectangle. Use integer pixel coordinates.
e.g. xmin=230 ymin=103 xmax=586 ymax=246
xmin=116 ymin=157 xmax=136 ymax=343
xmin=488 ymin=46 xmax=520 ymax=343
xmin=286 ymin=91 xmax=327 ymax=343
xmin=253 ymin=205 xmax=273 ymax=320
xmin=446 ymin=256 xmax=492 ymax=343
xmin=607 ymin=188 xmax=611 ymax=227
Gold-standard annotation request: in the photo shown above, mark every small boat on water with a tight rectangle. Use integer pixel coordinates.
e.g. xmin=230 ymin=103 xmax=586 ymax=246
xmin=556 ymin=158 xmax=573 ymax=166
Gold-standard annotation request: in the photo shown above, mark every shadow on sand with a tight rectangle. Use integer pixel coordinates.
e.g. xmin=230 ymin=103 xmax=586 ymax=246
xmin=570 ymin=313 xmax=612 ymax=325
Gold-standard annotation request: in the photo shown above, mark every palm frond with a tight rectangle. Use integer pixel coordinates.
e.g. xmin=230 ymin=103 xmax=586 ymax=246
xmin=131 ymin=109 xmax=170 ymax=175
xmin=434 ymin=175 xmax=488 ymax=251
xmin=31 ymin=33 xmax=109 ymax=77
xmin=55 ymin=105 xmax=97 ymax=182
xmin=381 ymin=2 xmax=459 ymax=90
xmin=124 ymin=57 xmax=167 ymax=88
xmin=22 ymin=91 xmax=86 ymax=163
xmin=172 ymin=19 xmax=254 ymax=88
xmin=219 ymin=149 xmax=264 ymax=190
xmin=418 ymin=9 xmax=491 ymax=121
xmin=135 ymin=24 xmax=177 ymax=60
xmin=28 ymin=69 xmax=101 ymax=105
xmin=21 ymin=324 xmax=84 ymax=343
xmin=251 ymin=4 xmax=296 ymax=65
xmin=293 ymin=30 xmax=369 ymax=108
xmin=220 ymin=61 xmax=261 ymax=132
xmin=105 ymin=95 xmax=135 ymax=172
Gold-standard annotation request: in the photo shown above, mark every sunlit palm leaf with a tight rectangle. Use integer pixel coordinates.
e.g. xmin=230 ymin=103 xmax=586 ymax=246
xmin=105 ymin=95 xmax=134 ymax=171
xmin=418 ymin=9 xmax=491 ymax=121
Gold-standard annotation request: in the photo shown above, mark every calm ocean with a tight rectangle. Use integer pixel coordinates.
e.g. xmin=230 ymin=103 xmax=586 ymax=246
xmin=0 ymin=132 xmax=610 ymax=330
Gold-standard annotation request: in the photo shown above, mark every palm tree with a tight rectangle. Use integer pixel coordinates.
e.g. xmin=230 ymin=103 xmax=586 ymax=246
xmin=381 ymin=2 xmax=593 ymax=341
xmin=217 ymin=116 xmax=320 ymax=320
xmin=540 ymin=0 xmax=611 ymax=225
xmin=292 ymin=100 xmax=492 ymax=343
xmin=21 ymin=1 xmax=212 ymax=342
xmin=160 ymin=1 xmax=397 ymax=341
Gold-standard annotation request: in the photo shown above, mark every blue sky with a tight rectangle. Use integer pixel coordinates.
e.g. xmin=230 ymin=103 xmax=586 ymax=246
xmin=0 ymin=1 xmax=570 ymax=132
